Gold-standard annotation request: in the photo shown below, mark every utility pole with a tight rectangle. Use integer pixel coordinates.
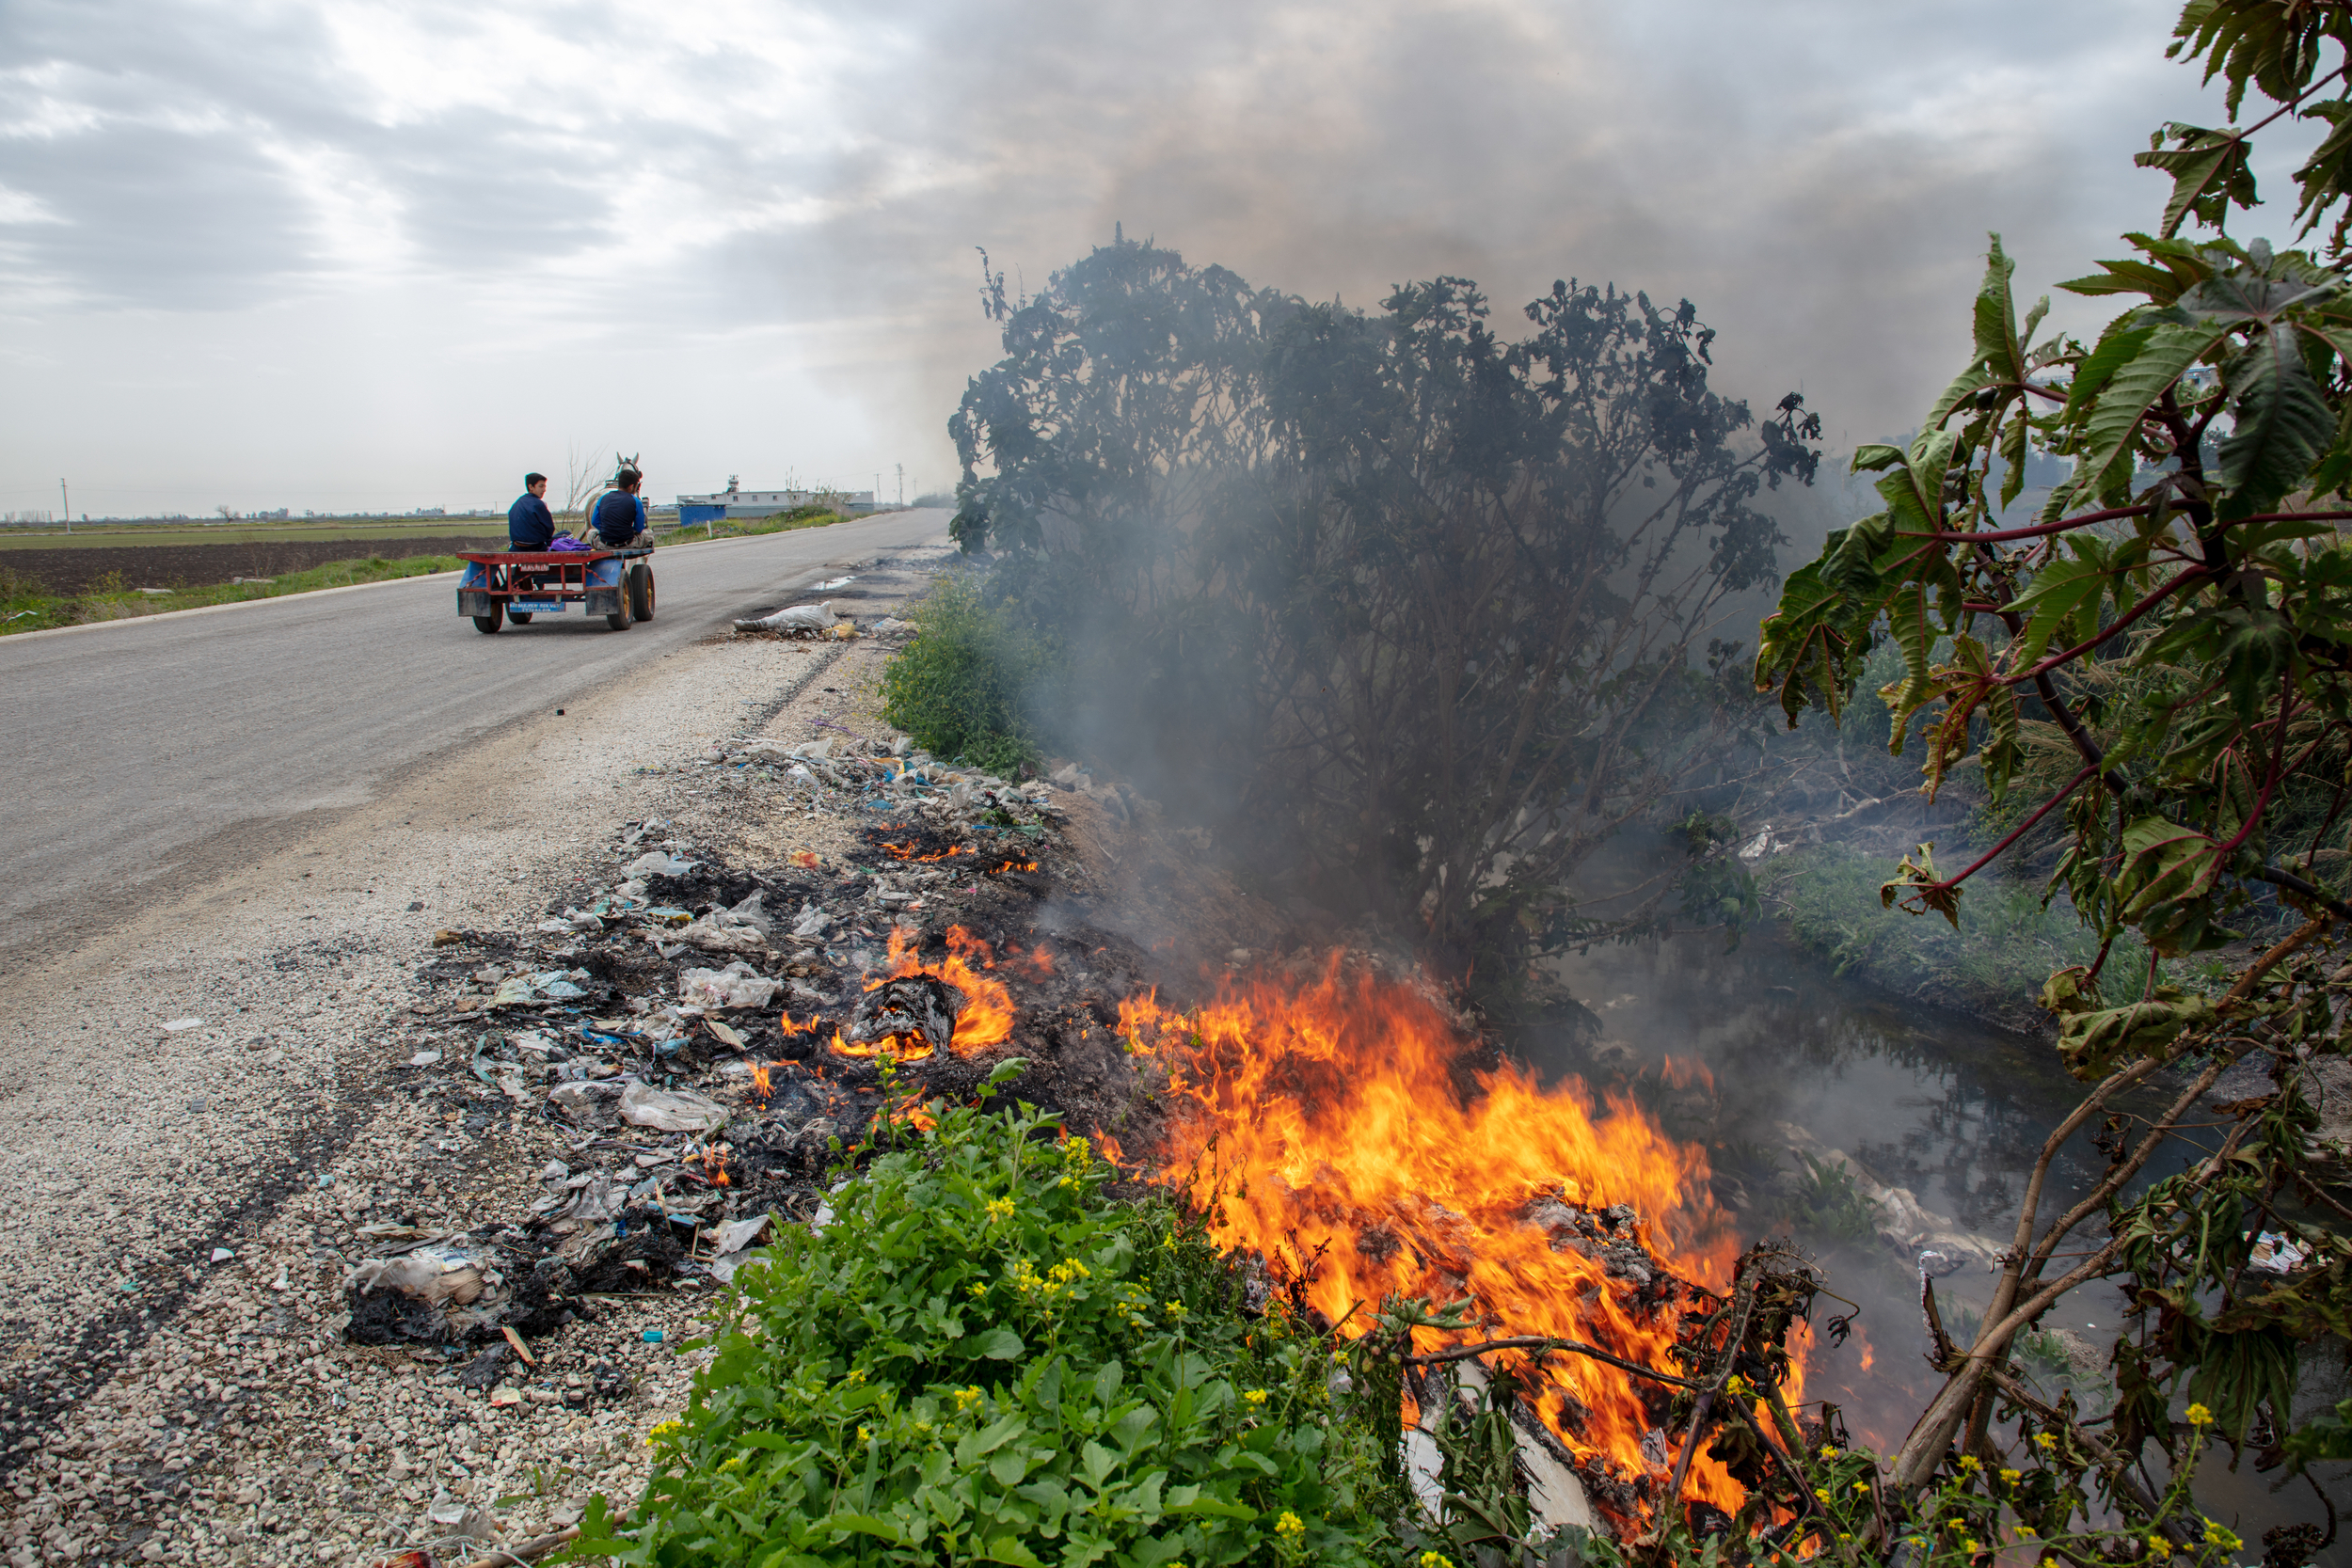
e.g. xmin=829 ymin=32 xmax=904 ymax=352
xmin=896 ymin=464 xmax=904 ymax=507
xmin=59 ymin=479 xmax=69 ymax=534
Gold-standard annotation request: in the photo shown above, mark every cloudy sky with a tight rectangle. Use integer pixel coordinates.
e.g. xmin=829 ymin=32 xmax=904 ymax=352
xmin=0 ymin=0 xmax=2284 ymax=519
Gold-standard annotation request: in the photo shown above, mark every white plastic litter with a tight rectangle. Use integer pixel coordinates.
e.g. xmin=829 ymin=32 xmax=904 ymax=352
xmin=161 ymin=1018 xmax=205 ymax=1033
xmin=617 ymin=1081 xmax=728 ymax=1132
xmin=707 ymin=1214 xmax=773 ymax=1283
xmin=791 ymin=905 xmax=833 ymax=939
xmin=626 ymin=850 xmax=699 ymax=878
xmin=735 ymin=602 xmax=842 ymax=633
xmin=678 ymin=960 xmax=782 ymax=1010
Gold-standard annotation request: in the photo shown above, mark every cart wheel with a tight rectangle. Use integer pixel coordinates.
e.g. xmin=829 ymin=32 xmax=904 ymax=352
xmin=507 ymin=611 xmax=533 ymax=625
xmin=628 ymin=564 xmax=655 ymax=623
xmin=605 ymin=594 xmax=632 ymax=632
xmin=472 ymin=602 xmax=504 ymax=634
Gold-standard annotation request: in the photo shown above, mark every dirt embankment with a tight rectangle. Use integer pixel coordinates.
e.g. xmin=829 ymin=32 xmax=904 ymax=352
xmin=4 ymin=538 xmax=495 ymax=594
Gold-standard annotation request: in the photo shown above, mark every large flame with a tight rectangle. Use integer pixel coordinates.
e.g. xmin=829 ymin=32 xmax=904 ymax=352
xmin=1118 ymin=956 xmax=1756 ymax=1513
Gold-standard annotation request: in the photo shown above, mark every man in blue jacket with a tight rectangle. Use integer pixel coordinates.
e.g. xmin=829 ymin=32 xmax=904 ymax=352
xmin=592 ymin=467 xmax=651 ymax=548
xmin=507 ymin=472 xmax=556 ymax=550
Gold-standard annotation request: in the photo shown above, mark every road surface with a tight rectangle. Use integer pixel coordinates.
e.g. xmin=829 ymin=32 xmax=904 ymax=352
xmin=0 ymin=507 xmax=947 ymax=963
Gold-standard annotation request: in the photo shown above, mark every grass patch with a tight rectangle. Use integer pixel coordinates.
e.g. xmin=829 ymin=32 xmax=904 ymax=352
xmin=653 ymin=506 xmax=853 ymax=546
xmin=1765 ymin=842 xmax=2232 ymax=1024
xmin=880 ymin=575 xmax=1056 ymax=775
xmin=586 ymin=1081 xmax=1409 ymax=1566
xmin=0 ymin=553 xmax=469 ymax=635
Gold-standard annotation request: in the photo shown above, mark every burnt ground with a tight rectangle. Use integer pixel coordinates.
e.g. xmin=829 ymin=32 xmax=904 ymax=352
xmin=3 ymin=538 xmax=497 ymax=594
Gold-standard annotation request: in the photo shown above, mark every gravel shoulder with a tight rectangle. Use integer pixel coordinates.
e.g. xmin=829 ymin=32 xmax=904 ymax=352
xmin=0 ymin=551 xmax=966 ymax=1567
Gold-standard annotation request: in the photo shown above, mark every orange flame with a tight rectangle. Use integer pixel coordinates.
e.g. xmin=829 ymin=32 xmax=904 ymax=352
xmin=824 ymin=925 xmax=1018 ymax=1061
xmin=882 ymin=841 xmax=969 ymax=863
xmin=1119 ymin=956 xmax=1754 ymax=1514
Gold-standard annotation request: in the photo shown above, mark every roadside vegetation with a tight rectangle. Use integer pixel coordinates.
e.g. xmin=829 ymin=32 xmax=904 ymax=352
xmin=0 ymin=555 xmax=469 ymax=634
xmin=878 ymin=575 xmax=1057 ymax=775
xmin=583 ymin=1074 xmax=1438 ymax=1567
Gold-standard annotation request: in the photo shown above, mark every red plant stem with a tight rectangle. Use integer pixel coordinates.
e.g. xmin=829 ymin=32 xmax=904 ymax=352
xmin=2002 ymin=567 xmax=2209 ymax=687
xmin=1915 ymin=506 xmax=2352 ymax=547
xmin=1923 ymin=759 xmax=2102 ymax=898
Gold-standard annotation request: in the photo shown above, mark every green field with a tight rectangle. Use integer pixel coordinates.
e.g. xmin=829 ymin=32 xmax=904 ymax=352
xmin=0 ymin=517 xmax=511 ymax=550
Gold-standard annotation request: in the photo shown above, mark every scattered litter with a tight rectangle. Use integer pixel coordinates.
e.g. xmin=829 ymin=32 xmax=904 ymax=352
xmin=618 ymin=1081 xmax=728 ymax=1133
xmin=161 ymin=1017 xmax=205 ymax=1033
xmin=707 ymin=1214 xmax=772 ymax=1284
xmin=2250 ymin=1230 xmax=2310 ymax=1275
xmin=734 ymin=602 xmax=850 ymax=635
xmin=209 ymin=1247 xmax=233 ymax=1263
xmin=642 ymin=1328 xmax=664 ymax=1343
xmin=625 ymin=850 xmax=700 ymax=879
xmin=677 ymin=960 xmax=781 ymax=1010
xmin=408 ymin=1050 xmax=442 ymax=1067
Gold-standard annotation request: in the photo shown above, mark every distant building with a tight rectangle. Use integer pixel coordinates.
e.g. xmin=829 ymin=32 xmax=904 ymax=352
xmin=675 ymin=478 xmax=876 ymax=527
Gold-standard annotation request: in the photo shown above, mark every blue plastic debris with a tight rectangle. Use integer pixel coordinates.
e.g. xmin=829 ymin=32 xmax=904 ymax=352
xmin=642 ymin=1329 xmax=664 ymax=1343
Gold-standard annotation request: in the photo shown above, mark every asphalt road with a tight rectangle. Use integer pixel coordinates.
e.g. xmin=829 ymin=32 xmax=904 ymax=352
xmin=0 ymin=508 xmax=948 ymax=960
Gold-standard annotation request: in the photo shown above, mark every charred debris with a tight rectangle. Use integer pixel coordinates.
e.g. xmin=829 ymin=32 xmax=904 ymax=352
xmin=342 ymin=736 xmax=1153 ymax=1364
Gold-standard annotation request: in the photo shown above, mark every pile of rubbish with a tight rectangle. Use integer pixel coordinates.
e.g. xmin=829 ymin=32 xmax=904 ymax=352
xmin=342 ymin=768 xmax=1159 ymax=1357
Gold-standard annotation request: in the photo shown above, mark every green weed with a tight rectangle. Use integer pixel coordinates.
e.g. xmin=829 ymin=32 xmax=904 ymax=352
xmin=880 ymin=575 xmax=1057 ymax=775
xmin=580 ymin=1076 xmax=1401 ymax=1565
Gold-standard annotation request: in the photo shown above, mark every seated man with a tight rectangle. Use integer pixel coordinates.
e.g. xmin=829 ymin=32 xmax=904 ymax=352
xmin=591 ymin=467 xmax=652 ymax=549
xmin=507 ymin=471 xmax=556 ymax=550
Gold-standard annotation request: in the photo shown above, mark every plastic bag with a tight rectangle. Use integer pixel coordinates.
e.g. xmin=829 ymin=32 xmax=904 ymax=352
xmin=678 ymin=960 xmax=781 ymax=1010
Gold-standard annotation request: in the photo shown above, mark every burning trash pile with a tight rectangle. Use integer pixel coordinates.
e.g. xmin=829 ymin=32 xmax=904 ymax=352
xmin=343 ymin=781 xmax=1152 ymax=1359
xmin=347 ymin=761 xmax=1851 ymax=1536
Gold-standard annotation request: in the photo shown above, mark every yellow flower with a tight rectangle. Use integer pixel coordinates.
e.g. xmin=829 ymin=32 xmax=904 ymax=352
xmin=2147 ymin=1534 xmax=2170 ymax=1558
xmin=719 ymin=1454 xmax=745 ymax=1472
xmin=1957 ymin=1454 xmax=1981 ymax=1473
xmin=914 ymin=1419 xmax=932 ymax=1435
xmin=2034 ymin=1431 xmax=2058 ymax=1450
xmin=1818 ymin=1444 xmax=1840 ymax=1459
xmin=1331 ymin=1349 xmax=1349 ymax=1364
xmin=644 ymin=1418 xmax=683 ymax=1446
xmin=1166 ymin=1300 xmax=1187 ymax=1317
xmin=1836 ymin=1535 xmax=1851 ymax=1544
xmin=2018 ymin=1525 xmax=2038 ymax=1537
xmin=1814 ymin=1488 xmax=1832 ymax=1503
xmin=1065 ymin=1135 xmax=1091 ymax=1166
xmin=1275 ymin=1511 xmax=1304 ymax=1539
xmin=1420 ymin=1555 xmax=1455 ymax=1568
xmin=953 ymin=1386 xmax=983 ymax=1411
xmin=858 ymin=1425 xmax=872 ymax=1442
xmin=842 ymin=1368 xmax=866 ymax=1386
xmin=2202 ymin=1522 xmax=2240 ymax=1549
xmin=1851 ymin=1480 xmax=1870 ymax=1493
xmin=1999 ymin=1468 xmax=2021 ymax=1485
xmin=1960 ymin=1538 xmax=1979 ymax=1555
xmin=2185 ymin=1402 xmax=2214 ymax=1428
xmin=985 ymin=1196 xmax=1014 ymax=1223
xmin=1245 ymin=1389 xmax=1270 ymax=1407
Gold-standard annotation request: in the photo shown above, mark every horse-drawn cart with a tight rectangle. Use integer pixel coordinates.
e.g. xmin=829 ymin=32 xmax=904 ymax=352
xmin=455 ymin=547 xmax=655 ymax=633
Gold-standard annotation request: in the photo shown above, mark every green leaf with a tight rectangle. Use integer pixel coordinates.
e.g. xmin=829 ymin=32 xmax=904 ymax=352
xmin=975 ymin=1327 xmax=1026 ymax=1360
xmin=2135 ymin=124 xmax=2258 ymax=237
xmin=2216 ymin=324 xmax=2337 ymax=517
xmin=981 ymin=1532 xmax=1051 ymax=1566
xmin=2078 ymin=320 xmax=2229 ymax=500
xmin=2005 ymin=553 xmax=2110 ymax=672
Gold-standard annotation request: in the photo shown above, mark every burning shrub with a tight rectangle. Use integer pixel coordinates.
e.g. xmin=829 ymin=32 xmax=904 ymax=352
xmin=580 ymin=1078 xmax=1406 ymax=1565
